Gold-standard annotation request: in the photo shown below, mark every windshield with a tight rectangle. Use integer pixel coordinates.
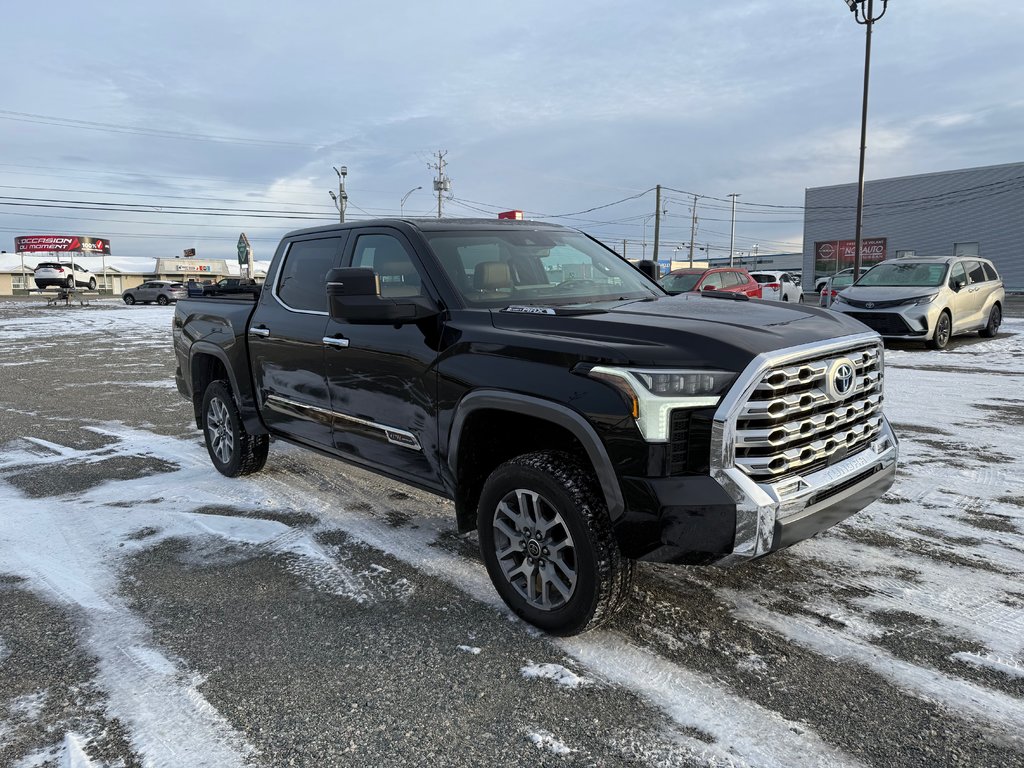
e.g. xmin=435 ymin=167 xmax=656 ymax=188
xmin=659 ymin=273 xmax=702 ymax=294
xmin=855 ymin=262 xmax=948 ymax=287
xmin=424 ymin=229 xmax=661 ymax=306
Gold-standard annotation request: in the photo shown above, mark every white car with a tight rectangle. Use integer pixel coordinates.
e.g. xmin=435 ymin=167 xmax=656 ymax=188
xmin=750 ymin=270 xmax=801 ymax=302
xmin=33 ymin=261 xmax=97 ymax=290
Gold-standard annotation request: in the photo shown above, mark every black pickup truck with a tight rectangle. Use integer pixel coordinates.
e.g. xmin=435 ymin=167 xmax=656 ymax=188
xmin=173 ymin=218 xmax=898 ymax=635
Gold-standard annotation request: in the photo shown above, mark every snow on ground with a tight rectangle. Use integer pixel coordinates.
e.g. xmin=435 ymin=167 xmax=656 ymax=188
xmin=0 ymin=304 xmax=1022 ymax=765
xmin=527 ymin=729 xmax=573 ymax=756
xmin=520 ymin=662 xmax=591 ymax=689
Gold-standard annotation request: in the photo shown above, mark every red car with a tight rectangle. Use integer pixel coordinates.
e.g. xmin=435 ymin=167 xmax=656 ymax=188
xmin=659 ymin=267 xmax=763 ymax=298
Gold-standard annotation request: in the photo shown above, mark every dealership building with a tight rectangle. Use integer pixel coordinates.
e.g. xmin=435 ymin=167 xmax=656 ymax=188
xmin=802 ymin=161 xmax=1024 ymax=291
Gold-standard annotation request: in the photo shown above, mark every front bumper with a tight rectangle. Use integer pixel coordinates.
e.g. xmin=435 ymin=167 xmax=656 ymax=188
xmin=833 ymin=302 xmax=942 ymax=340
xmin=613 ymin=421 xmax=897 ymax=565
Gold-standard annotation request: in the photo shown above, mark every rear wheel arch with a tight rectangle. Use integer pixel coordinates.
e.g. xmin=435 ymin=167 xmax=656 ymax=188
xmin=448 ymin=392 xmax=624 ymax=534
xmin=189 ymin=350 xmax=235 ymax=428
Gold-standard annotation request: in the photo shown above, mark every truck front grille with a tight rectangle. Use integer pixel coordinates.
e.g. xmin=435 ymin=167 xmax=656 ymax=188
xmin=734 ymin=342 xmax=884 ymax=482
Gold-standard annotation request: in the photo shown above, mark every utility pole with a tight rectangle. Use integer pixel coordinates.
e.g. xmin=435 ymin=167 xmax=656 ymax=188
xmin=688 ymin=194 xmax=698 ymax=267
xmin=844 ymin=0 xmax=889 ymax=281
xmin=652 ymin=185 xmax=662 ymax=262
xmin=728 ymin=193 xmax=740 ymax=267
xmin=622 ymin=239 xmax=627 ymax=259
xmin=429 ymin=150 xmax=451 ymax=219
xmin=329 ymin=165 xmax=348 ymax=223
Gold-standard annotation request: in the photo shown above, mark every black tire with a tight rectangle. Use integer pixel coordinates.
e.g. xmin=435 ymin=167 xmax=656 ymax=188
xmin=927 ymin=310 xmax=952 ymax=350
xmin=66 ymin=275 xmax=75 ymax=288
xmin=88 ymin=278 xmax=97 ymax=291
xmin=201 ymin=380 xmax=269 ymax=477
xmin=157 ymin=295 xmax=170 ymax=306
xmin=123 ymin=295 xmax=135 ymax=305
xmin=477 ymin=450 xmax=633 ymax=635
xmin=781 ymin=295 xmax=790 ymax=302
xmin=979 ymin=304 xmax=1002 ymax=338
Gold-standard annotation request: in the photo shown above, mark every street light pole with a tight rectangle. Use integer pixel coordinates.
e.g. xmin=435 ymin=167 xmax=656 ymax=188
xmin=401 ymin=186 xmax=422 ymax=216
xmin=332 ymin=165 xmax=348 ymax=223
xmin=727 ymin=193 xmax=740 ymax=267
xmin=845 ymin=0 xmax=888 ymax=281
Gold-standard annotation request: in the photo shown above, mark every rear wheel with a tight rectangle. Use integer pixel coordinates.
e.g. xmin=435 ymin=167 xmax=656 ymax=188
xmin=927 ymin=310 xmax=952 ymax=350
xmin=123 ymin=295 xmax=135 ymax=305
xmin=157 ymin=295 xmax=170 ymax=306
xmin=66 ymin=275 xmax=75 ymax=288
xmin=201 ymin=380 xmax=269 ymax=477
xmin=477 ymin=450 xmax=633 ymax=635
xmin=979 ymin=304 xmax=1002 ymax=338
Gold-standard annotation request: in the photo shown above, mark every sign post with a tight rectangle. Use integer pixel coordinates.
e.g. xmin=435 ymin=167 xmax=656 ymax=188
xmin=237 ymin=233 xmax=252 ymax=279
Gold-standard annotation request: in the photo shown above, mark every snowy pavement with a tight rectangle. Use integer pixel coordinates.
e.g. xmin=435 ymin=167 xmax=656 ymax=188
xmin=0 ymin=300 xmax=1021 ymax=767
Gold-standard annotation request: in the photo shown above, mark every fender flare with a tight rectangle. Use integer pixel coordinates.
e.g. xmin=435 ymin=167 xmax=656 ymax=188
xmin=448 ymin=390 xmax=625 ymax=519
xmin=188 ymin=342 xmax=265 ymax=435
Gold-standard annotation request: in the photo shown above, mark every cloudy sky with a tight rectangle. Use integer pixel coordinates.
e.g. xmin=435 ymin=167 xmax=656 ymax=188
xmin=1 ymin=0 xmax=1021 ymax=263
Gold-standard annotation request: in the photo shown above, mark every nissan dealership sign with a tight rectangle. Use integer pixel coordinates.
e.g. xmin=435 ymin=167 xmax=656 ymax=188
xmin=14 ymin=235 xmax=112 ymax=255
xmin=814 ymin=238 xmax=886 ymax=268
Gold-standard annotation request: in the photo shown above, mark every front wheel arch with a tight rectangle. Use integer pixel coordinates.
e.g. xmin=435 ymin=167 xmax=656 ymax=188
xmin=448 ymin=392 xmax=625 ymax=533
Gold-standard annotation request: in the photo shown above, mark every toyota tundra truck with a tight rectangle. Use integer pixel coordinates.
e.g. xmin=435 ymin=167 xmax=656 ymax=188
xmin=172 ymin=218 xmax=898 ymax=635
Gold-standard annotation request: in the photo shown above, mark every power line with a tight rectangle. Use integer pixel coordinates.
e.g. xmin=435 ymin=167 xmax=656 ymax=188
xmin=0 ymin=109 xmax=319 ymax=149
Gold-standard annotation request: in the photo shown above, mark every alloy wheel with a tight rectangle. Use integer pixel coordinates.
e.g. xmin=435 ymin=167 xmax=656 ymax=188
xmin=206 ymin=396 xmax=235 ymax=464
xmin=491 ymin=488 xmax=577 ymax=611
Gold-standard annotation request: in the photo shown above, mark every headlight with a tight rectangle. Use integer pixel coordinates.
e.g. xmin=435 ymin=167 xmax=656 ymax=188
xmin=832 ymin=294 xmax=847 ymax=306
xmin=585 ymin=366 xmax=735 ymax=442
xmin=912 ymin=293 xmax=940 ymax=305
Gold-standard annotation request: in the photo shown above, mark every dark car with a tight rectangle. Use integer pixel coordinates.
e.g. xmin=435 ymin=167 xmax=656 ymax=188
xmin=659 ymin=267 xmax=762 ymax=298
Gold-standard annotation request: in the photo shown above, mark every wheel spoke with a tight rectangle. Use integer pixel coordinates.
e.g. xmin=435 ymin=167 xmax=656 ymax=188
xmin=493 ymin=518 xmax=520 ymax=546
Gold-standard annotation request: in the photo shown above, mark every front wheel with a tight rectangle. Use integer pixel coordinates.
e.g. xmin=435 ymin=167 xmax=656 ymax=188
xmin=88 ymin=278 xmax=97 ymax=291
xmin=201 ymin=380 xmax=269 ymax=477
xmin=477 ymin=451 xmax=633 ymax=635
xmin=927 ymin=310 xmax=952 ymax=350
xmin=66 ymin=275 xmax=75 ymax=288
xmin=979 ymin=304 xmax=1002 ymax=338
xmin=157 ymin=295 xmax=170 ymax=306
xmin=123 ymin=295 xmax=135 ymax=305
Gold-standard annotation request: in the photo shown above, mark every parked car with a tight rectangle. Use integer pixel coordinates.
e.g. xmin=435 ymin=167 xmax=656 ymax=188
xmin=659 ymin=267 xmax=762 ymax=298
xmin=122 ymin=281 xmax=187 ymax=306
xmin=828 ymin=256 xmax=1004 ymax=349
xmin=819 ymin=273 xmax=855 ymax=307
xmin=33 ymin=262 xmax=97 ymax=290
xmin=750 ymin=271 xmax=801 ymax=302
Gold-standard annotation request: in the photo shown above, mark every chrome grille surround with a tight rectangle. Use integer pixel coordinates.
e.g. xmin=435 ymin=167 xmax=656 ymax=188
xmin=710 ymin=332 xmax=898 ymax=565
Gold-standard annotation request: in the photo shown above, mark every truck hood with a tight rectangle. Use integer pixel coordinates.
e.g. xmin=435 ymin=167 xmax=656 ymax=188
xmin=488 ymin=293 xmax=876 ymax=371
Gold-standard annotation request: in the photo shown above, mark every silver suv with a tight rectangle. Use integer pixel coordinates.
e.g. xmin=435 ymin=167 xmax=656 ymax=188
xmin=122 ymin=281 xmax=186 ymax=306
xmin=829 ymin=256 xmax=1004 ymax=349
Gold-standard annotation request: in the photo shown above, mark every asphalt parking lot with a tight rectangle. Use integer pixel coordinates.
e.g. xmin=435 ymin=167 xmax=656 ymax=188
xmin=0 ymin=297 xmax=1022 ymax=767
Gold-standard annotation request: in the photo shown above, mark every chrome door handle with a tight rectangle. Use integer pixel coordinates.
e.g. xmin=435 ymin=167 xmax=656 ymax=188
xmin=323 ymin=336 xmax=350 ymax=348
xmin=249 ymin=328 xmax=270 ymax=337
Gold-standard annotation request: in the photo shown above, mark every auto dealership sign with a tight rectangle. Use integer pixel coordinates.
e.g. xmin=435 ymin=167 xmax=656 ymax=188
xmin=15 ymin=235 xmax=111 ymax=255
xmin=815 ymin=238 xmax=887 ymax=267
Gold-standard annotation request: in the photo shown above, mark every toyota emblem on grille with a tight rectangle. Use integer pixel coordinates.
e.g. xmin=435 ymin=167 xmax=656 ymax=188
xmin=865 ymin=302 xmax=875 ymax=309
xmin=826 ymin=357 xmax=856 ymax=401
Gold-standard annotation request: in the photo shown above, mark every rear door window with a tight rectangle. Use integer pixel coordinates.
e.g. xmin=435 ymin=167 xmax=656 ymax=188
xmin=982 ymin=262 xmax=999 ymax=282
xmin=276 ymin=236 xmax=345 ymax=313
xmin=964 ymin=260 xmax=987 ymax=284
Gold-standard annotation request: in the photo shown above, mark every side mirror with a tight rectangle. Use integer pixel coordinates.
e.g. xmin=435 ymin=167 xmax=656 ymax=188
xmin=326 ymin=267 xmax=438 ymax=324
xmin=702 ymin=284 xmax=715 ymax=291
xmin=636 ymin=260 xmax=659 ymax=281
xmin=951 ymin=278 xmax=966 ymax=292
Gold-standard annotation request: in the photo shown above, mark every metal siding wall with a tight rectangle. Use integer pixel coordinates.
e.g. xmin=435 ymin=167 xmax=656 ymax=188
xmin=803 ymin=163 xmax=1024 ymax=290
